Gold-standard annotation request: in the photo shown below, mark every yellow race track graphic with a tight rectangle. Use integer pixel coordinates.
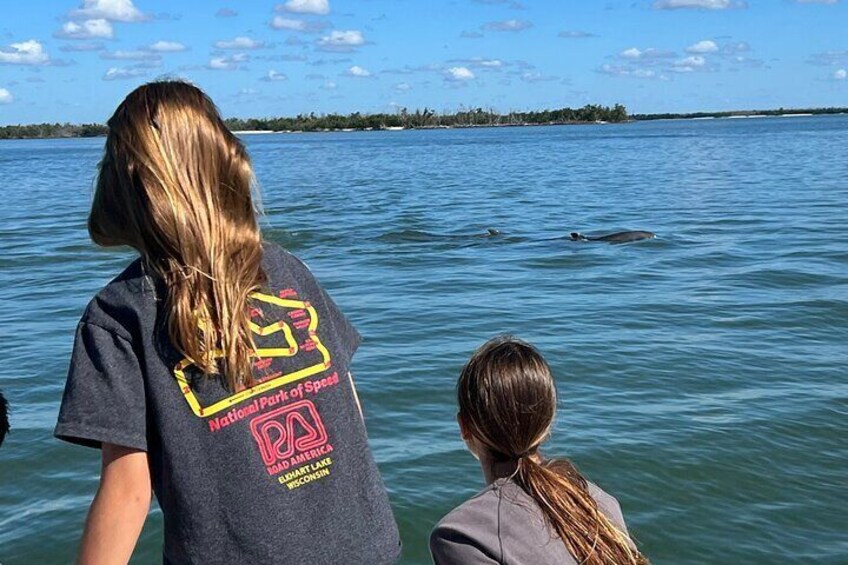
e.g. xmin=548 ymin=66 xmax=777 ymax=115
xmin=172 ymin=291 xmax=332 ymax=418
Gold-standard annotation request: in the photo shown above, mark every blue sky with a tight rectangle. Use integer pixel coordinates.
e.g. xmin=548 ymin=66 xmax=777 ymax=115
xmin=1 ymin=0 xmax=846 ymax=125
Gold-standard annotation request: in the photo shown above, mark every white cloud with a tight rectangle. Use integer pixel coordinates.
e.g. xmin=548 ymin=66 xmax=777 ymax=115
xmin=271 ymin=17 xmax=307 ymax=30
xmin=653 ymin=0 xmax=740 ymax=8
xmin=674 ymin=55 xmax=706 ymax=68
xmin=796 ymin=0 xmax=838 ymax=3
xmin=446 ymin=66 xmax=475 ymax=80
xmin=322 ymin=80 xmax=337 ymax=90
xmin=101 ymin=50 xmax=160 ymax=61
xmin=262 ymin=69 xmax=288 ymax=81
xmin=0 ymin=40 xmax=50 ymax=66
xmin=103 ymin=66 xmax=146 ymax=80
xmin=598 ymin=64 xmax=666 ymax=80
xmin=148 ymin=40 xmax=186 ymax=52
xmin=451 ymin=58 xmax=505 ymax=69
xmin=834 ymin=69 xmax=847 ymax=80
xmin=214 ymin=37 xmax=265 ymax=50
xmin=610 ymin=45 xmax=711 ymax=76
xmin=71 ymin=0 xmax=148 ymax=22
xmin=599 ymin=64 xmax=628 ymax=76
xmin=208 ymin=58 xmax=231 ymax=70
xmin=394 ymin=82 xmax=411 ymax=92
xmin=483 ymin=19 xmax=533 ymax=32
xmin=317 ymin=30 xmax=365 ymax=52
xmin=346 ymin=65 xmax=371 ymax=77
xmin=56 ymin=18 xmax=113 ymax=39
xmin=686 ymin=40 xmax=718 ymax=54
xmin=278 ymin=0 xmax=330 ymax=15
xmin=520 ymin=71 xmax=558 ymax=83
xmin=269 ymin=17 xmax=327 ymax=32
xmin=0 ymin=88 xmax=13 ymax=104
xmin=620 ymin=47 xmax=674 ymax=60
xmin=207 ymin=53 xmax=248 ymax=70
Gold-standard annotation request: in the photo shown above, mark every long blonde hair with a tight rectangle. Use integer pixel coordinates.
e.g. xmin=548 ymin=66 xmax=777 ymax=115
xmin=458 ymin=336 xmax=649 ymax=564
xmin=89 ymin=80 xmax=265 ymax=390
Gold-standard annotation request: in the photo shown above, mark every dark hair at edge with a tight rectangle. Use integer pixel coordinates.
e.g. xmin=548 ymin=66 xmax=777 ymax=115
xmin=0 ymin=391 xmax=9 ymax=447
xmin=457 ymin=336 xmax=648 ymax=565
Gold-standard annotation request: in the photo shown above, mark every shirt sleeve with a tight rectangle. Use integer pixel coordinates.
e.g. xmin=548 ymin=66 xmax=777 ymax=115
xmin=315 ymin=283 xmax=362 ymax=370
xmin=272 ymin=247 xmax=362 ymax=370
xmin=54 ymin=322 xmax=147 ymax=451
xmin=588 ymin=483 xmax=634 ymax=547
xmin=429 ymin=525 xmax=500 ymax=565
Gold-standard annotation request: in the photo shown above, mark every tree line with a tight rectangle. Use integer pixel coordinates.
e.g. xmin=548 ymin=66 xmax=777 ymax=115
xmin=223 ymin=104 xmax=628 ymax=132
xmin=0 ymin=104 xmax=628 ymax=139
xmin=4 ymin=104 xmax=846 ymax=138
xmin=631 ymin=106 xmax=848 ymax=121
xmin=0 ymin=122 xmax=108 ymax=140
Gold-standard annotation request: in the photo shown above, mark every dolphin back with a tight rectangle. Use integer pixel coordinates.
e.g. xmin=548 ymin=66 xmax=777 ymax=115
xmin=591 ymin=231 xmax=655 ymax=243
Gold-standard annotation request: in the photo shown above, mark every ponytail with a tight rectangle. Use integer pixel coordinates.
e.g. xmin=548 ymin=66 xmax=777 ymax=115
xmin=515 ymin=456 xmax=648 ymax=565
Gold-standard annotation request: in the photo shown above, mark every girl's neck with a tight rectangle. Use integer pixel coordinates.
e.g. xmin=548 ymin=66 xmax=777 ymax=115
xmin=481 ymin=458 xmax=517 ymax=485
xmin=479 ymin=451 xmax=542 ymax=484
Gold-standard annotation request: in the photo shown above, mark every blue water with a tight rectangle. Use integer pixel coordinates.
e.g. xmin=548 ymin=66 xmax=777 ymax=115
xmin=1 ymin=116 xmax=847 ymax=564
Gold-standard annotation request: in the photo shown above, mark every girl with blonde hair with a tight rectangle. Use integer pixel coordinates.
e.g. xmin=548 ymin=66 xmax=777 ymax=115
xmin=55 ymin=81 xmax=400 ymax=564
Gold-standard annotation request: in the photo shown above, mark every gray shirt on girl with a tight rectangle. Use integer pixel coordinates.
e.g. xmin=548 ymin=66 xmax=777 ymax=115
xmin=55 ymin=243 xmax=400 ymax=564
xmin=430 ymin=477 xmax=630 ymax=565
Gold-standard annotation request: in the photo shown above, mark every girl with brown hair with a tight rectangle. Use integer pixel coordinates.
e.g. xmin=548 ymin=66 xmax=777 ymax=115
xmin=430 ymin=336 xmax=648 ymax=565
xmin=54 ymin=81 xmax=400 ymax=564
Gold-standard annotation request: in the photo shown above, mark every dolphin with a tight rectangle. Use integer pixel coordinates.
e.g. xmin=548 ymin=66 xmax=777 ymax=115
xmin=570 ymin=231 xmax=655 ymax=244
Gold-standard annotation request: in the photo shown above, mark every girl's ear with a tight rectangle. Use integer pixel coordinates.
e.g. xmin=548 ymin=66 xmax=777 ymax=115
xmin=457 ymin=412 xmax=482 ymax=461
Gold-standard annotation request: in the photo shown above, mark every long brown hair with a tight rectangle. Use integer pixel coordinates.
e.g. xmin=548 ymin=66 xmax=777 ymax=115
xmin=457 ymin=336 xmax=648 ymax=564
xmin=89 ymin=80 xmax=264 ymax=390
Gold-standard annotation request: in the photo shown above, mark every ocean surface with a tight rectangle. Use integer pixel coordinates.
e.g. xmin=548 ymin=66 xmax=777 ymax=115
xmin=1 ymin=116 xmax=846 ymax=564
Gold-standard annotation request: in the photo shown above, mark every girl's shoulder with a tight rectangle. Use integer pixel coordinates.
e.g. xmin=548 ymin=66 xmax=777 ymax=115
xmin=432 ymin=478 xmax=540 ymax=536
xmin=430 ymin=478 xmax=629 ymax=548
xmin=586 ymin=481 xmax=629 ymax=535
xmin=80 ymin=257 xmax=157 ymax=340
xmin=429 ymin=483 xmax=505 ymax=564
xmin=430 ymin=479 xmax=573 ymax=565
xmin=260 ymin=241 xmax=313 ymax=281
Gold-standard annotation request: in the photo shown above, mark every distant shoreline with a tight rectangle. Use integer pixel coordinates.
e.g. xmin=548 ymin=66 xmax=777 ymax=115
xmin=630 ymin=107 xmax=848 ymax=121
xmin=232 ymin=120 xmax=615 ymax=135
xmin=232 ymin=110 xmax=847 ymax=135
xmin=1 ymin=105 xmax=846 ymax=140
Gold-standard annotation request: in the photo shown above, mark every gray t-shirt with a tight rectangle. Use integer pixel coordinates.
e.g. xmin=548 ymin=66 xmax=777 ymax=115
xmin=430 ymin=476 xmax=630 ymax=565
xmin=55 ymin=243 xmax=401 ymax=564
